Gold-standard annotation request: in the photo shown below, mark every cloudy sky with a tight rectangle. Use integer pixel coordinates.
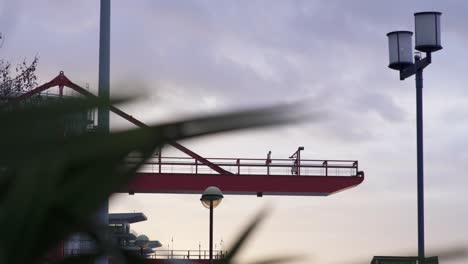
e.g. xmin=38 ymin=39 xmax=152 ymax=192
xmin=2 ymin=0 xmax=468 ymax=263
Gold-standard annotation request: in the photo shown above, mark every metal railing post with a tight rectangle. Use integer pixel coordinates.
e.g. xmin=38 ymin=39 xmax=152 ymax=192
xmin=297 ymin=150 xmax=301 ymax=176
xmin=323 ymin=161 xmax=328 ymax=176
xmin=266 ymin=151 xmax=271 ymax=175
xmin=353 ymin=161 xmax=358 ymax=176
xmin=158 ymin=152 xmax=162 ymax=173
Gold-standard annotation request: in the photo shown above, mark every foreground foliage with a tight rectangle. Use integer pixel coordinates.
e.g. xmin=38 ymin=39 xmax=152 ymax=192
xmin=0 ymin=97 xmax=299 ymax=264
xmin=0 ymin=56 xmax=39 ymax=98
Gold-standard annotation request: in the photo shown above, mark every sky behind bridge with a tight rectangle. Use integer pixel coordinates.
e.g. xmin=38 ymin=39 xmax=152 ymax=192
xmin=1 ymin=0 xmax=467 ymax=263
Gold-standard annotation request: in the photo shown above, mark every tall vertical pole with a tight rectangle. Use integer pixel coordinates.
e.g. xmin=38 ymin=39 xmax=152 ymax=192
xmin=96 ymin=1 xmax=110 ymax=264
xmin=415 ymin=55 xmax=425 ymax=263
xmin=98 ymin=0 xmax=110 ymax=131
xmin=209 ymin=201 xmax=213 ymax=264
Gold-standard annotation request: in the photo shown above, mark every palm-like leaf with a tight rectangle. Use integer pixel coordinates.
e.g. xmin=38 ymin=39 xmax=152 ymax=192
xmin=0 ymin=98 xmax=300 ymax=264
xmin=222 ymin=208 xmax=270 ymax=263
xmin=220 ymin=207 xmax=304 ymax=264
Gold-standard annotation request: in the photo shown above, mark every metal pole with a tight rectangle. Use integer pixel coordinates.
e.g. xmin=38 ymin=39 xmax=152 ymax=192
xmin=96 ymin=1 xmax=110 ymax=264
xmin=209 ymin=200 xmax=213 ymax=264
xmin=158 ymin=149 xmax=162 ymax=173
xmin=98 ymin=0 xmax=110 ymax=132
xmin=297 ymin=149 xmax=301 ymax=176
xmin=415 ymin=55 xmax=425 ymax=263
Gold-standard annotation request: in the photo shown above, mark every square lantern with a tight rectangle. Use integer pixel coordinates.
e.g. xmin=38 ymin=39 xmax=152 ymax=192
xmin=414 ymin=12 xmax=442 ymax=52
xmin=387 ymin=31 xmax=414 ymax=70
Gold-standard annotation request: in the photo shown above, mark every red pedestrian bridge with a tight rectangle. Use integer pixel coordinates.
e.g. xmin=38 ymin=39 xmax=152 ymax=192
xmin=125 ymin=155 xmax=364 ymax=196
xmin=7 ymin=71 xmax=365 ymax=197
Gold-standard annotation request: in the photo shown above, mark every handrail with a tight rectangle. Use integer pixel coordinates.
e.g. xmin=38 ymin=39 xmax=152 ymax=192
xmin=146 ymin=155 xmax=358 ymax=163
xmin=135 ymin=161 xmax=357 ymax=169
xmin=64 ymin=245 xmax=226 ymax=260
xmin=148 ymin=249 xmax=226 ymax=260
xmin=131 ymin=156 xmax=360 ymax=177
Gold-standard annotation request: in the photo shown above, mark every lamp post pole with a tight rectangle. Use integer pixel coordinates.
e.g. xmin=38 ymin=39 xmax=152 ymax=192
xmin=387 ymin=12 xmax=442 ymax=263
xmin=209 ymin=200 xmax=214 ymax=263
xmin=201 ymin=186 xmax=223 ymax=264
xmin=135 ymin=235 xmax=149 ymax=259
xmin=415 ymin=54 xmax=425 ymax=261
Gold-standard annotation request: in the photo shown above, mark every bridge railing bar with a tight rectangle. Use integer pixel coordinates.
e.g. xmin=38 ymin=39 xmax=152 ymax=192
xmin=148 ymin=249 xmax=225 ymax=260
xmin=128 ymin=156 xmax=360 ymax=177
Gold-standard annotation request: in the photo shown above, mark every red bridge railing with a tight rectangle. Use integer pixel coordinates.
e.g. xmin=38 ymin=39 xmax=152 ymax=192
xmin=148 ymin=249 xmax=225 ymax=260
xmin=132 ymin=156 xmax=360 ymax=177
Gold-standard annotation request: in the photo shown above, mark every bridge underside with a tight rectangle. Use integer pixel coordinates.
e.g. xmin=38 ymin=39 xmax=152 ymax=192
xmin=123 ymin=173 xmax=364 ymax=196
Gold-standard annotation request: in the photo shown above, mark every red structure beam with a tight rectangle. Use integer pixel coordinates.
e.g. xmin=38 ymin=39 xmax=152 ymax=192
xmin=125 ymin=173 xmax=364 ymax=196
xmin=8 ymin=71 xmax=365 ymax=197
xmin=7 ymin=71 xmax=232 ymax=175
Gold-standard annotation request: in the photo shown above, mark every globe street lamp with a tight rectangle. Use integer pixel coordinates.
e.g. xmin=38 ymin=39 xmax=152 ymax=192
xmin=201 ymin=186 xmax=224 ymax=263
xmin=135 ymin=234 xmax=150 ymax=257
xmin=387 ymin=11 xmax=442 ymax=263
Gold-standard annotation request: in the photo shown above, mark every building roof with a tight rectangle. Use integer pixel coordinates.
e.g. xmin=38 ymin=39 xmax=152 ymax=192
xmin=148 ymin=240 xmax=163 ymax=248
xmin=109 ymin=213 xmax=147 ymax=224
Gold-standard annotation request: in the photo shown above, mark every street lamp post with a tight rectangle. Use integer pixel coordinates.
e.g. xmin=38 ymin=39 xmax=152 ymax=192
xmin=386 ymin=12 xmax=442 ymax=263
xmin=135 ymin=235 xmax=150 ymax=257
xmin=201 ymin=186 xmax=224 ymax=264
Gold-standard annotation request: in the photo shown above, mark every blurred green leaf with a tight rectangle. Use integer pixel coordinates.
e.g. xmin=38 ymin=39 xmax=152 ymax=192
xmin=243 ymin=255 xmax=305 ymax=264
xmin=221 ymin=207 xmax=269 ymax=264
xmin=0 ymin=97 xmax=300 ymax=264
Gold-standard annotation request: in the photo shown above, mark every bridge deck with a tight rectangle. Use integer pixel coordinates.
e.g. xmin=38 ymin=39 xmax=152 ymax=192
xmin=124 ymin=156 xmax=364 ymax=196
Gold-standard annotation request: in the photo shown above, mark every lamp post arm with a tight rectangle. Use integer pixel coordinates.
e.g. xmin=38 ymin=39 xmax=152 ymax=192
xmin=400 ymin=52 xmax=432 ymax=80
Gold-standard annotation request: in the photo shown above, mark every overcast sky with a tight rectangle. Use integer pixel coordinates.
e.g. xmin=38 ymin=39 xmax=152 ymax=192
xmin=2 ymin=0 xmax=468 ymax=263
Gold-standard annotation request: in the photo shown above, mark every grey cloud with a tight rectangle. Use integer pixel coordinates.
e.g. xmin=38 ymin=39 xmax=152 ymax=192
xmin=4 ymin=1 xmax=467 ymax=262
xmin=354 ymin=91 xmax=406 ymax=122
xmin=4 ymin=0 xmax=463 ymax=146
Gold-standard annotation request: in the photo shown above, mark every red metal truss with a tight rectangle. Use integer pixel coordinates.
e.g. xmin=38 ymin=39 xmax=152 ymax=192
xmin=7 ymin=71 xmax=231 ymax=175
xmin=9 ymin=71 xmax=365 ymax=196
